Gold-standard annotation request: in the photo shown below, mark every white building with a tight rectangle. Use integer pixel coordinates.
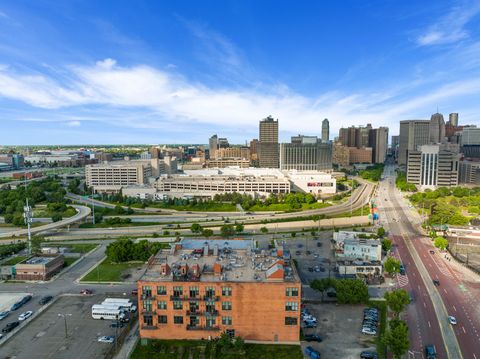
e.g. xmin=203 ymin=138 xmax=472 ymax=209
xmin=333 ymin=231 xmax=382 ymax=261
xmin=287 ymin=170 xmax=336 ymax=195
xmin=86 ymin=161 xmax=152 ymax=193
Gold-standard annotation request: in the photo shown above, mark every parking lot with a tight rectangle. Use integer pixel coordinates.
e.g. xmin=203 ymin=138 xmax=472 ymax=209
xmin=283 ymin=231 xmax=335 ymax=284
xmin=301 ymin=303 xmax=377 ymax=359
xmin=0 ymin=294 xmax=132 ymax=358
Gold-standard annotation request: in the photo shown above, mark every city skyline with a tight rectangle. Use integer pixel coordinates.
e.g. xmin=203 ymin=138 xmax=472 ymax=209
xmin=1 ymin=0 xmax=480 ymax=144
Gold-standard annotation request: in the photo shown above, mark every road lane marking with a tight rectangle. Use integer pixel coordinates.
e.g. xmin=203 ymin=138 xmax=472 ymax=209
xmin=453 ymin=305 xmax=457 ymax=312
xmin=423 ymin=302 xmax=426 ymax=308
xmin=428 ymin=321 xmax=431 ymax=328
xmin=462 ymin=326 xmax=466 ymax=334
xmin=473 ymin=354 xmax=477 ymax=359
xmin=444 ymin=288 xmax=448 ymax=294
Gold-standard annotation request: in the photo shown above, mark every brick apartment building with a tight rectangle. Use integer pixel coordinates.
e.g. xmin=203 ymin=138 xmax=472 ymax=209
xmin=137 ymin=239 xmax=301 ymax=343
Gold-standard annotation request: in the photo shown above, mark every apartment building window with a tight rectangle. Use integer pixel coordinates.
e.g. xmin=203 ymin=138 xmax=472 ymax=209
xmin=143 ymin=315 xmax=153 ymax=326
xmin=142 ymin=286 xmax=152 ymax=297
xmin=189 ymin=301 xmax=199 ymax=313
xmin=173 ymin=301 xmax=183 ymax=310
xmin=285 ymin=302 xmax=298 ymax=311
xmin=286 ymin=287 xmax=299 ymax=297
xmin=206 ymin=317 xmax=216 ymax=328
xmin=143 ymin=300 xmax=152 ymax=312
xmin=158 ymin=315 xmax=168 ymax=324
xmin=157 ymin=300 xmax=167 ymax=310
xmin=222 ymin=316 xmax=232 ymax=325
xmin=174 ymin=316 xmax=184 ymax=324
xmin=222 ymin=287 xmax=232 ymax=296
xmin=157 ymin=286 xmax=167 ymax=295
xmin=285 ymin=317 xmax=298 ymax=325
xmin=205 ymin=287 xmax=216 ymax=298
xmin=173 ymin=286 xmax=183 ymax=297
xmin=206 ymin=301 xmax=216 ymax=313
xmin=222 ymin=301 xmax=232 ymax=311
xmin=189 ymin=286 xmax=199 ymax=298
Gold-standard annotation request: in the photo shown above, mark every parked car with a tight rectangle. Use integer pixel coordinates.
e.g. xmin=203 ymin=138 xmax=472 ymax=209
xmin=0 ymin=311 xmax=9 ymax=321
xmin=317 ymin=242 xmax=322 ymax=247
xmin=21 ymin=295 xmax=32 ymax=304
xmin=18 ymin=311 xmax=33 ymax=321
xmin=2 ymin=321 xmax=20 ymax=333
xmin=429 ymin=250 xmax=435 ymax=254
xmin=304 ymin=345 xmax=321 ymax=359
xmin=97 ymin=336 xmax=115 ymax=343
xmin=399 ymin=264 xmax=406 ymax=275
xmin=425 ymin=345 xmax=437 ymax=359
xmin=304 ymin=334 xmax=323 ymax=342
xmin=39 ymin=296 xmax=53 ymax=305
xmin=110 ymin=321 xmax=125 ymax=328
xmin=361 ymin=351 xmax=379 ymax=359
xmin=306 ymin=250 xmax=312 ymax=255
xmin=362 ymin=327 xmax=377 ymax=335
xmin=448 ymin=316 xmax=457 ymax=325
xmin=295 ymin=251 xmax=301 ymax=255
xmin=303 ymin=322 xmax=317 ymax=329
xmin=131 ymin=289 xmax=138 ymax=296
xmin=80 ymin=289 xmax=93 ymax=295
xmin=433 ymin=279 xmax=440 ymax=286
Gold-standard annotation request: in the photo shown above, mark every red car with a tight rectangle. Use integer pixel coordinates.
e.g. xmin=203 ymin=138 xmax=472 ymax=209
xmin=132 ymin=289 xmax=138 ymax=296
xmin=80 ymin=289 xmax=93 ymax=295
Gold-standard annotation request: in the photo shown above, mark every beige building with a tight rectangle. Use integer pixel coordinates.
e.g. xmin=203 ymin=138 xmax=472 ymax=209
xmin=332 ymin=142 xmax=350 ymax=167
xmin=215 ymin=147 xmax=250 ymax=160
xmin=15 ymin=255 xmax=64 ymax=281
xmin=206 ymin=158 xmax=250 ymax=168
xmin=86 ymin=161 xmax=152 ymax=193
xmin=348 ymin=147 xmax=373 ymax=164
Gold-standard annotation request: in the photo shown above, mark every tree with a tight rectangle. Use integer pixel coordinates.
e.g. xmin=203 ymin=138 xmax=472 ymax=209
xmin=31 ymin=235 xmax=44 ymax=254
xmin=384 ymin=289 xmax=410 ymax=317
xmin=51 ymin=213 xmax=63 ymax=222
xmin=433 ymin=236 xmax=448 ymax=250
xmin=335 ymin=279 xmax=369 ymax=304
xmin=384 ymin=256 xmax=401 ymax=275
xmin=202 ymin=228 xmax=214 ymax=238
xmin=234 ymin=336 xmax=245 ymax=350
xmin=235 ymin=223 xmax=244 ymax=233
xmin=291 ymin=232 xmax=296 ymax=237
xmin=190 ymin=223 xmax=202 ymax=233
xmin=377 ymin=227 xmax=386 ymax=237
xmin=311 ymin=278 xmax=336 ymax=301
xmin=383 ymin=319 xmax=410 ymax=359
xmin=381 ymin=239 xmax=392 ymax=252
xmin=220 ymin=224 xmax=235 ymax=237
xmin=260 ymin=226 xmax=268 ymax=234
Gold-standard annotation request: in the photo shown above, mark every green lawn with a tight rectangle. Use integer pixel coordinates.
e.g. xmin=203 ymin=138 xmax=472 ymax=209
xmin=63 ymin=257 xmax=79 ymax=267
xmin=81 ymin=258 xmax=143 ymax=282
xmin=131 ymin=339 xmax=302 ymax=359
xmin=2 ymin=256 xmax=27 ymax=265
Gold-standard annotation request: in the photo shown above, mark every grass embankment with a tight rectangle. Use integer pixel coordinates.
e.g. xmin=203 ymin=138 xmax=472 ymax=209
xmin=81 ymin=258 xmax=143 ymax=282
xmin=327 ymin=204 xmax=371 ymax=218
xmin=2 ymin=256 xmax=28 ymax=265
xmin=131 ymin=339 xmax=302 ymax=359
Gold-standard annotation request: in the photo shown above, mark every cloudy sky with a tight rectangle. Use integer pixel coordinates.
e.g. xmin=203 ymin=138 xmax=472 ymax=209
xmin=1 ymin=0 xmax=480 ymax=145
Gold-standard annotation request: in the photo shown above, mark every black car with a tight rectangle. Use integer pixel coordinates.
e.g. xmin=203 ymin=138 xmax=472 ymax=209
xmin=306 ymin=250 xmax=312 ymax=255
xmin=326 ymin=291 xmax=337 ymax=298
xmin=360 ymin=351 xmax=379 ymax=359
xmin=304 ymin=334 xmax=323 ymax=342
xmin=433 ymin=279 xmax=440 ymax=286
xmin=39 ymin=295 xmax=53 ymax=305
xmin=2 ymin=321 xmax=20 ymax=333
xmin=21 ymin=295 xmax=32 ymax=304
xmin=308 ymin=267 xmax=314 ymax=272
xmin=317 ymin=242 xmax=322 ymax=247
xmin=110 ymin=321 xmax=125 ymax=328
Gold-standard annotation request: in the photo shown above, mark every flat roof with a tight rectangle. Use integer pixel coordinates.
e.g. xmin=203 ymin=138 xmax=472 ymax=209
xmin=141 ymin=240 xmax=299 ymax=284
xmin=23 ymin=257 xmax=56 ymax=265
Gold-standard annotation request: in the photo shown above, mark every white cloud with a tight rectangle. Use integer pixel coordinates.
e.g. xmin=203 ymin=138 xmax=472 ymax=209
xmin=416 ymin=2 xmax=480 ymax=46
xmin=0 ymin=58 xmax=479 ymax=139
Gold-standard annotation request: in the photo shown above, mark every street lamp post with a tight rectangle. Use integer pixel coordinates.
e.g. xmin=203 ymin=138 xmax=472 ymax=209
xmin=23 ymin=199 xmax=33 ymax=255
xmin=58 ymin=313 xmax=72 ymax=338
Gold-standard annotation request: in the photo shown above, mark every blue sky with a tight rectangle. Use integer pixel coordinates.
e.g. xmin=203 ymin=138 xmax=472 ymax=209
xmin=1 ymin=0 xmax=480 ymax=145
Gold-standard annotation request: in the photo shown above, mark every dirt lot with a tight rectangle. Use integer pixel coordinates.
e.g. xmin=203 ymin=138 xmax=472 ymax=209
xmin=301 ymin=303 xmax=377 ymax=359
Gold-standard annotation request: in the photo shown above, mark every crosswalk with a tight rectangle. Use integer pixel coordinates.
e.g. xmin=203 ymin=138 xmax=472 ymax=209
xmin=396 ymin=273 xmax=409 ymax=288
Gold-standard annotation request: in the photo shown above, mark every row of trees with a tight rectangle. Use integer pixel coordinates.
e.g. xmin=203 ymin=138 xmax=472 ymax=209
xmin=190 ymin=222 xmax=245 ymax=237
xmin=311 ymin=278 xmax=369 ymax=304
xmin=383 ymin=289 xmax=411 ymax=358
xmin=359 ymin=164 xmax=384 ymax=182
xmin=105 ymin=238 xmax=168 ymax=263
xmin=395 ymin=172 xmax=417 ymax=192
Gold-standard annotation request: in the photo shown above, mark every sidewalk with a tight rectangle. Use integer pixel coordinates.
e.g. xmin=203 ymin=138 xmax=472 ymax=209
xmin=114 ymin=321 xmax=139 ymax=359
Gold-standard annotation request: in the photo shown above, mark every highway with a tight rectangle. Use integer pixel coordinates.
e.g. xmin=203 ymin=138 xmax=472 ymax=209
xmin=378 ymin=164 xmax=473 ymax=359
xmin=0 ymin=205 xmax=91 ymax=239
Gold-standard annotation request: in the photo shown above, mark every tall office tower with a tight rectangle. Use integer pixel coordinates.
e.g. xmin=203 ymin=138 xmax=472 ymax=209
xmin=391 ymin=135 xmax=400 ymax=160
xmin=259 ymin=116 xmax=279 ymax=168
xmin=209 ymin=134 xmax=218 ymax=160
xmin=322 ymin=118 xmax=330 ymax=142
xmin=429 ymin=113 xmax=446 ymax=143
xmin=218 ymin=138 xmax=230 ymax=149
xmin=370 ymin=127 xmax=389 ymax=163
xmin=398 ymin=120 xmax=430 ymax=167
xmin=279 ymin=136 xmax=332 ymax=171
xmin=449 ymin=113 xmax=459 ymax=127
xmin=250 ymin=139 xmax=259 ymax=162
xmin=406 ymin=144 xmax=460 ymax=189
xmin=356 ymin=124 xmax=372 ymax=148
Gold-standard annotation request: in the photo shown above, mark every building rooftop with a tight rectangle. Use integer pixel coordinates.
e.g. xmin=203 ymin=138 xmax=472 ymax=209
xmin=141 ymin=239 xmax=299 ymax=283
xmin=22 ymin=256 xmax=57 ymax=265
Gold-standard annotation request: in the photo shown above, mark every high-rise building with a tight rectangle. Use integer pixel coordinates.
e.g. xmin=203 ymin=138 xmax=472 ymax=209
xmin=449 ymin=113 xmax=459 ymax=127
xmin=209 ymin=135 xmax=218 ymax=160
xmin=370 ymin=127 xmax=389 ymax=164
xmin=406 ymin=144 xmax=459 ymax=189
xmin=322 ymin=118 xmax=330 ymax=142
xmin=259 ymin=116 xmax=279 ymax=168
xmin=398 ymin=120 xmax=430 ymax=166
xmin=279 ymin=136 xmax=332 ymax=171
xmin=332 ymin=142 xmax=350 ymax=167
xmin=249 ymin=139 xmax=259 ymax=162
xmin=429 ymin=113 xmax=446 ymax=143
xmin=459 ymin=160 xmax=480 ymax=184
xmin=391 ymin=135 xmax=400 ymax=159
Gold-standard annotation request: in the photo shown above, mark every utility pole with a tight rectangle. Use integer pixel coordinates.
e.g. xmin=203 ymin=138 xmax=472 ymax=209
xmin=91 ymin=187 xmax=95 ymax=225
xmin=23 ymin=199 xmax=33 ymax=255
